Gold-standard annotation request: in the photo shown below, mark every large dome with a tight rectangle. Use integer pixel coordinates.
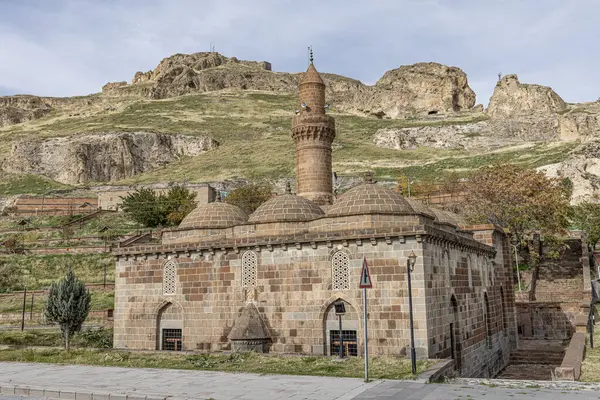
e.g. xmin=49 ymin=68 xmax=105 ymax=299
xmin=179 ymin=201 xmax=248 ymax=229
xmin=327 ymin=183 xmax=415 ymax=217
xmin=248 ymin=193 xmax=324 ymax=224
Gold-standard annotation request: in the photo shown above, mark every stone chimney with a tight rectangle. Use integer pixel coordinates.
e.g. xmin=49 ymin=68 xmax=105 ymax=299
xmin=291 ymin=57 xmax=336 ymax=205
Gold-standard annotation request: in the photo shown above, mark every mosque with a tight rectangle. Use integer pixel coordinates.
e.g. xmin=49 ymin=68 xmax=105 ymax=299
xmin=113 ymin=57 xmax=517 ymax=378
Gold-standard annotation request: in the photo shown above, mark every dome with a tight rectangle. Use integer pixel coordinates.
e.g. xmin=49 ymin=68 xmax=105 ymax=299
xmin=405 ymin=198 xmax=436 ymax=219
xmin=327 ymin=183 xmax=415 ymax=217
xmin=300 ymin=63 xmax=325 ymax=86
xmin=179 ymin=201 xmax=248 ymax=229
xmin=248 ymin=193 xmax=325 ymax=224
xmin=430 ymin=208 xmax=466 ymax=227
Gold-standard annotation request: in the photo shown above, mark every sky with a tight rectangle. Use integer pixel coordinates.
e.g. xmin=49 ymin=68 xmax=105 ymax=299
xmin=1 ymin=0 xmax=599 ymax=105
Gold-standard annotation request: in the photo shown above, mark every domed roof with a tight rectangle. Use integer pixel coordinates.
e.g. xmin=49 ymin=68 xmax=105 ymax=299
xmin=327 ymin=180 xmax=415 ymax=217
xmin=430 ymin=208 xmax=466 ymax=227
xmin=179 ymin=200 xmax=248 ymax=229
xmin=300 ymin=63 xmax=325 ymax=86
xmin=405 ymin=198 xmax=436 ymax=219
xmin=248 ymin=184 xmax=324 ymax=224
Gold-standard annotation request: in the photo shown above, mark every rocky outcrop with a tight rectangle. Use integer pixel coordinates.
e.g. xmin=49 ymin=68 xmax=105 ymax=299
xmin=539 ymin=140 xmax=600 ymax=203
xmin=484 ymin=75 xmax=567 ymax=140
xmin=487 ymin=74 xmax=567 ymax=118
xmin=103 ymin=53 xmax=476 ymax=117
xmin=336 ymin=62 xmax=476 ymax=118
xmin=0 ymin=95 xmax=52 ymax=127
xmin=4 ymin=132 xmax=218 ymax=184
xmin=558 ymin=103 xmax=600 ymax=141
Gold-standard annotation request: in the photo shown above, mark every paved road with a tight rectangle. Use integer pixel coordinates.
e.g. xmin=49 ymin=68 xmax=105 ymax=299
xmin=2 ymin=362 xmax=600 ymax=399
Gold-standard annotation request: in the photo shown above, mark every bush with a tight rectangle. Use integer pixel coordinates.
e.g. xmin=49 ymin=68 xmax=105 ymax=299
xmin=120 ymin=184 xmax=196 ymax=227
xmin=224 ymin=183 xmax=273 ymax=214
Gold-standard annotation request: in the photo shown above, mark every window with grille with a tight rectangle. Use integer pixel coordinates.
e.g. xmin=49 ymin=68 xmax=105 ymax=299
xmin=162 ymin=328 xmax=182 ymax=351
xmin=163 ymin=260 xmax=177 ymax=295
xmin=241 ymin=251 xmax=257 ymax=287
xmin=331 ymin=251 xmax=350 ymax=290
xmin=330 ymin=330 xmax=358 ymax=357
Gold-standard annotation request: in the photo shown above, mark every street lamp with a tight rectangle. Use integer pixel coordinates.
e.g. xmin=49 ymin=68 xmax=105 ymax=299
xmin=334 ymin=301 xmax=346 ymax=359
xmin=511 ymin=236 xmax=522 ymax=292
xmin=407 ymin=250 xmax=417 ymax=375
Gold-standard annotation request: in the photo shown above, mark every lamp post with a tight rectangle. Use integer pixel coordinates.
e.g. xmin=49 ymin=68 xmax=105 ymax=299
xmin=407 ymin=250 xmax=417 ymax=375
xmin=511 ymin=236 xmax=521 ymax=292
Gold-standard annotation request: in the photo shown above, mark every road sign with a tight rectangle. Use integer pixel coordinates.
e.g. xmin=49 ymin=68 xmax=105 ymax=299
xmin=359 ymin=257 xmax=372 ymax=289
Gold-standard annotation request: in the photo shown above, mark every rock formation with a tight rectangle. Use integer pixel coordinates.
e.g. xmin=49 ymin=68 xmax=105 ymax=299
xmin=102 ymin=53 xmax=476 ymax=117
xmin=335 ymin=62 xmax=476 ymax=118
xmin=0 ymin=95 xmax=52 ymax=127
xmin=4 ymin=132 xmax=218 ymax=184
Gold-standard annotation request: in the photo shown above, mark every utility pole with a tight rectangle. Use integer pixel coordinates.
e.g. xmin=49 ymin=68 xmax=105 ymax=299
xmin=30 ymin=292 xmax=34 ymax=320
xmin=21 ymin=285 xmax=27 ymax=331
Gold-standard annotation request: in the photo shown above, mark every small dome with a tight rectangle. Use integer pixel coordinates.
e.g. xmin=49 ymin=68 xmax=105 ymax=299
xmin=179 ymin=201 xmax=248 ymax=229
xmin=430 ymin=208 xmax=466 ymax=227
xmin=405 ymin=198 xmax=436 ymax=219
xmin=300 ymin=63 xmax=325 ymax=86
xmin=248 ymin=193 xmax=324 ymax=223
xmin=327 ymin=183 xmax=415 ymax=217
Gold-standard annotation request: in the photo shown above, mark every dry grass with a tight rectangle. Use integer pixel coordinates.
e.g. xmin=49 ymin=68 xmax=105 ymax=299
xmin=0 ymin=347 xmax=433 ymax=379
xmin=580 ymin=329 xmax=600 ymax=381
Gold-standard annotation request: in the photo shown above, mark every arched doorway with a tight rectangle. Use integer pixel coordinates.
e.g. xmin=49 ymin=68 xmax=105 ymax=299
xmin=323 ymin=299 xmax=359 ymax=357
xmin=156 ymin=302 xmax=183 ymax=351
xmin=450 ymin=295 xmax=461 ymax=372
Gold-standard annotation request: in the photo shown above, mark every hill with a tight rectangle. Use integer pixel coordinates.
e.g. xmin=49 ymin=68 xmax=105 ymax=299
xmin=1 ymin=51 xmax=599 ymax=202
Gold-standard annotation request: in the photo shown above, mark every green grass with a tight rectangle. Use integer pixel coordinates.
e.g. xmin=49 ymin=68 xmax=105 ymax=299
xmin=0 ymin=290 xmax=114 ymax=313
xmin=0 ymin=174 xmax=72 ymax=196
xmin=0 ymin=327 xmax=112 ymax=348
xmin=0 ymin=89 xmax=569 ymax=191
xmin=0 ymin=253 xmax=114 ymax=291
xmin=0 ymin=347 xmax=433 ymax=379
xmin=579 ymin=328 xmax=600 ymax=381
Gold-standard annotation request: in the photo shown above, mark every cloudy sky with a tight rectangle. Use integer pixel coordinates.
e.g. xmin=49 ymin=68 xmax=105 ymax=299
xmin=1 ymin=0 xmax=598 ymax=105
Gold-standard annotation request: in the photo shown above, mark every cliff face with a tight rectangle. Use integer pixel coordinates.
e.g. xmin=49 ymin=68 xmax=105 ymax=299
xmin=4 ymin=132 xmax=218 ymax=184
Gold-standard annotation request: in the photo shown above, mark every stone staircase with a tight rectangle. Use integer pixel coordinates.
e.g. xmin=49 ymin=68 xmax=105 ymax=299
xmin=497 ymin=340 xmax=566 ymax=380
xmin=533 ymin=239 xmax=584 ymax=303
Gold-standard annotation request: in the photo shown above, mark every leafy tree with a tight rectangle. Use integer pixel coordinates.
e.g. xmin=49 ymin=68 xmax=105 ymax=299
xmin=165 ymin=184 xmax=197 ymax=225
xmin=224 ymin=183 xmax=273 ymax=214
xmin=120 ymin=184 xmax=196 ymax=227
xmin=45 ymin=269 xmax=91 ymax=350
xmin=569 ymin=201 xmax=600 ymax=249
xmin=463 ymin=163 xmax=570 ymax=244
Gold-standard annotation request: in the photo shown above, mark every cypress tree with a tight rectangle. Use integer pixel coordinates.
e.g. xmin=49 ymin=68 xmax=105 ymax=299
xmin=45 ymin=268 xmax=91 ymax=350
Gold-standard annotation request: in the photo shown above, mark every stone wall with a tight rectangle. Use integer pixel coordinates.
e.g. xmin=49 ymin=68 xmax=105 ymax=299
xmin=114 ymin=239 xmax=428 ymax=355
xmin=424 ymin=227 xmax=516 ymax=377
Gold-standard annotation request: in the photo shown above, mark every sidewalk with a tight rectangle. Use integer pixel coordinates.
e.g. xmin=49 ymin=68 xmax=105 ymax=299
xmin=0 ymin=362 xmax=374 ymax=400
xmin=2 ymin=362 xmax=600 ymax=399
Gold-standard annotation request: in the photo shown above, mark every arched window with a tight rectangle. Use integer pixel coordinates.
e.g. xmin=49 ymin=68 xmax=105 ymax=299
xmin=331 ymin=251 xmax=350 ymax=290
xmin=241 ymin=251 xmax=258 ymax=287
xmin=163 ymin=260 xmax=177 ymax=295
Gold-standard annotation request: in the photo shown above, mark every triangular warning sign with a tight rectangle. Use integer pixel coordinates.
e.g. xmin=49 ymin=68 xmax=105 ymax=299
xmin=359 ymin=256 xmax=373 ymax=288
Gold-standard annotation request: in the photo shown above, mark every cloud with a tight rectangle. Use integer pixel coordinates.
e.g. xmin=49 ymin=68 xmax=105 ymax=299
xmin=0 ymin=0 xmax=598 ymax=105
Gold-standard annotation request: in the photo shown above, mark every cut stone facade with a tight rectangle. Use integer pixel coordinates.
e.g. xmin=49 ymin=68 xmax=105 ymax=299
xmin=113 ymin=60 xmax=517 ymax=378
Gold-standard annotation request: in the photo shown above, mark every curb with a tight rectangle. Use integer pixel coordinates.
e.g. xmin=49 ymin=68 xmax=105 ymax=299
xmin=0 ymin=384 xmax=171 ymax=400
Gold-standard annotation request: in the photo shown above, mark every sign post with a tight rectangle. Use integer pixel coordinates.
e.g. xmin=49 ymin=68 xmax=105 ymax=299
xmin=359 ymin=257 xmax=373 ymax=382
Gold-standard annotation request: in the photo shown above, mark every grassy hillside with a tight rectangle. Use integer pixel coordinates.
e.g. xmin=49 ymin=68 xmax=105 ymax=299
xmin=0 ymin=90 xmax=577 ymax=193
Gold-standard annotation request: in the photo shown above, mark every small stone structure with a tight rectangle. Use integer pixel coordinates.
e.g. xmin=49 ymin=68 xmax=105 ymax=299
xmin=228 ymin=299 xmax=271 ymax=353
xmin=113 ymin=58 xmax=517 ymax=378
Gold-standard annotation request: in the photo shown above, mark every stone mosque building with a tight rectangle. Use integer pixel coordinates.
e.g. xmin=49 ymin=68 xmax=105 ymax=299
xmin=113 ymin=58 xmax=518 ymax=378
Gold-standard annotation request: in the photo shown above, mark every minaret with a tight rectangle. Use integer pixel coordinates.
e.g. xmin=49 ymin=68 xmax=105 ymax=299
xmin=291 ymin=49 xmax=336 ymax=205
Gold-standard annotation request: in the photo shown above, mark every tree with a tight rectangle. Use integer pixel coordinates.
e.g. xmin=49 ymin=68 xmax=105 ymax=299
xmin=120 ymin=184 xmax=197 ymax=227
xmin=165 ymin=184 xmax=197 ymax=225
xmin=463 ymin=163 xmax=570 ymax=244
xmin=45 ymin=269 xmax=91 ymax=351
xmin=569 ymin=201 xmax=600 ymax=249
xmin=224 ymin=183 xmax=273 ymax=214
